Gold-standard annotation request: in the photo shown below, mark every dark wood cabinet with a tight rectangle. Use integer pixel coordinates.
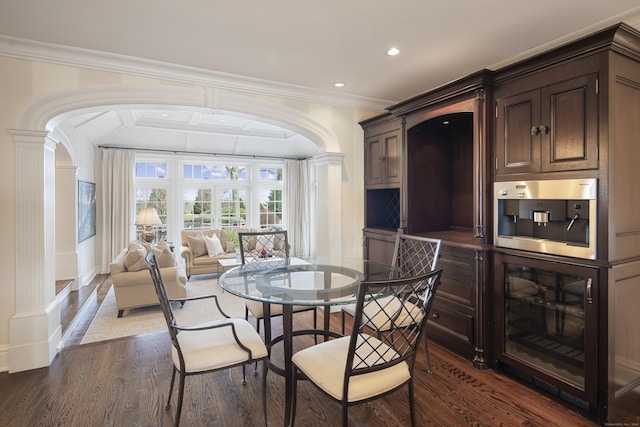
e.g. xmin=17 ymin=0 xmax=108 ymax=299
xmin=363 ymin=114 xmax=402 ymax=186
xmin=427 ymin=244 xmax=486 ymax=364
xmin=361 ymin=23 xmax=640 ymax=424
xmin=362 ymin=228 xmax=396 ymax=265
xmin=496 ymin=71 xmax=599 ymax=175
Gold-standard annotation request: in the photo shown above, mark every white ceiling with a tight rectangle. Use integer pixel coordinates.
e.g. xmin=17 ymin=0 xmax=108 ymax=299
xmin=2 ymin=1 xmax=640 ymax=158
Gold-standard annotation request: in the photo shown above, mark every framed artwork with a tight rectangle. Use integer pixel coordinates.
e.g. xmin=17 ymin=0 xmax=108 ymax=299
xmin=78 ymin=180 xmax=96 ymax=243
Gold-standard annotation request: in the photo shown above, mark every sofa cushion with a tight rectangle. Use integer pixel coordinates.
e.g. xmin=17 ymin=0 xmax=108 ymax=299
xmin=125 ymin=242 xmax=147 ymax=272
xmin=186 ymin=234 xmax=208 ymax=257
xmin=155 ymin=241 xmax=176 ymax=268
xmin=204 ymin=233 xmax=224 ymax=256
xmin=110 ymin=249 xmax=128 ymax=275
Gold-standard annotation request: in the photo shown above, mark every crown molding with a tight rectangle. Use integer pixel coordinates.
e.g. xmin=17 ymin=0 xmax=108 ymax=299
xmin=0 ymin=35 xmax=391 ymax=112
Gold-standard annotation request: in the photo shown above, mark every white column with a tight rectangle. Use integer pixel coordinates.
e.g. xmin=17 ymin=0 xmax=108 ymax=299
xmin=308 ymin=152 xmax=343 ymax=258
xmin=8 ymin=129 xmax=61 ymax=372
xmin=55 ymin=166 xmax=80 ymax=290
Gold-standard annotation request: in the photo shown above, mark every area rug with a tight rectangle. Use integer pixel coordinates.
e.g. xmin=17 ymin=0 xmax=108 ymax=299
xmin=80 ymin=274 xmax=246 ymax=344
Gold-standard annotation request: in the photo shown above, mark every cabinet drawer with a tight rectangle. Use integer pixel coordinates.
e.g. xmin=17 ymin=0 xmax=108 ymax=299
xmin=427 ymin=301 xmax=474 ymax=359
xmin=437 ymin=246 xmax=476 ymax=307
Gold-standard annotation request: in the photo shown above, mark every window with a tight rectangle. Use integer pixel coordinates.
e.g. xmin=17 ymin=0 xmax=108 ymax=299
xmin=259 ymin=166 xmax=283 ymax=228
xmin=136 ymin=162 xmax=167 ymax=179
xmin=135 ymin=156 xmax=284 ymax=244
xmin=183 ymin=188 xmax=213 ymax=230
xmin=259 ymin=188 xmax=282 ymax=228
xmin=183 ymin=164 xmax=247 ymax=180
xmin=220 ymin=189 xmax=247 ymax=228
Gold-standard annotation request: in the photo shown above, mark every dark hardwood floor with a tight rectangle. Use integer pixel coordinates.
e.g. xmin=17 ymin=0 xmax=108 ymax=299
xmin=0 ymin=306 xmax=598 ymax=427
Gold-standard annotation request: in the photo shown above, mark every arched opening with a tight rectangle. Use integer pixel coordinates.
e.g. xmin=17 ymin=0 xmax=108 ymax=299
xmin=9 ymin=84 xmax=345 ymax=372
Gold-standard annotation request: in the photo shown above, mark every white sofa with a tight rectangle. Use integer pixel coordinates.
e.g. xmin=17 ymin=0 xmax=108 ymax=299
xmin=110 ymin=241 xmax=187 ymax=317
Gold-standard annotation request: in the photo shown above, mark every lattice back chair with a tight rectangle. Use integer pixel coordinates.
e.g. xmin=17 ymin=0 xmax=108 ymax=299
xmin=292 ymin=268 xmax=443 ymax=427
xmin=238 ymin=230 xmax=317 ymax=340
xmin=341 ymin=234 xmax=441 ymax=373
xmin=145 ymin=251 xmax=268 ymax=427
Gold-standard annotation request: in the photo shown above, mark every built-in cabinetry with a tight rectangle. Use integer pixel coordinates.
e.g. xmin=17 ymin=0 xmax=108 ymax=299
xmin=362 ymin=113 xmax=403 ymax=265
xmin=362 ymin=23 xmax=640 ymax=425
xmin=362 ymin=71 xmax=493 ymax=368
xmin=364 ymin=119 xmax=402 ymax=186
xmin=491 ymin=24 xmax=640 ymax=423
xmin=495 ymin=67 xmax=599 ymax=175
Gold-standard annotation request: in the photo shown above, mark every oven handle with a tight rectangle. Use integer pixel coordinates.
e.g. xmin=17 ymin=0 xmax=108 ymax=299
xmin=586 ymin=277 xmax=593 ymax=304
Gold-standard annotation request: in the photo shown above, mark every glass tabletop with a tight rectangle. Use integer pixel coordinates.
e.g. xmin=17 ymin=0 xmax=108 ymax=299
xmin=218 ymin=256 xmax=397 ymax=306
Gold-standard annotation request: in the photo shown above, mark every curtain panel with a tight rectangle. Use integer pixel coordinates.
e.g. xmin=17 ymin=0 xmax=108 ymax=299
xmin=284 ymin=159 xmax=309 ymax=257
xmin=100 ymin=149 xmax=135 ymax=272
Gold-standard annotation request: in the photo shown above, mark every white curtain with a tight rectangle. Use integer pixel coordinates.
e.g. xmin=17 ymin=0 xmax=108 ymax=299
xmin=284 ymin=159 xmax=309 ymax=257
xmin=100 ymin=149 xmax=135 ymax=272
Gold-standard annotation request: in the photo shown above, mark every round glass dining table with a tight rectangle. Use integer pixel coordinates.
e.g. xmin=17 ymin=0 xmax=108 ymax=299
xmin=218 ymin=256 xmax=397 ymax=426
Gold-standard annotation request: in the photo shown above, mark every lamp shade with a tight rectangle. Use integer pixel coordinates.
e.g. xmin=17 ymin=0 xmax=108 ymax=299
xmin=135 ymin=207 xmax=162 ymax=226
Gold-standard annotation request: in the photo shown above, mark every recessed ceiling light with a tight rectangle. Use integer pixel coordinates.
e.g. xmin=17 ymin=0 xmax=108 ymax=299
xmin=334 ymin=82 xmax=345 ymax=88
xmin=387 ymin=47 xmax=400 ymax=56
xmin=160 ymin=113 xmax=169 ymax=117
xmin=442 ymin=120 xmax=450 ymax=125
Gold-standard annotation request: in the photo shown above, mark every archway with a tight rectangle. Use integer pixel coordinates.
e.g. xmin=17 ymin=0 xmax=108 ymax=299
xmin=9 ymin=84 xmax=344 ymax=372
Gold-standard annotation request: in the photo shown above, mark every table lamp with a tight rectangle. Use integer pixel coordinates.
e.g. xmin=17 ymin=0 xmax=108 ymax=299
xmin=135 ymin=207 xmax=162 ymax=243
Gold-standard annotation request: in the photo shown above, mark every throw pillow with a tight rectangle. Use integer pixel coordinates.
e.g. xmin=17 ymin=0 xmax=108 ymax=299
xmin=155 ymin=241 xmax=176 ymax=268
xmin=204 ymin=233 xmax=224 ymax=257
xmin=256 ymin=235 xmax=274 ymax=252
xmin=186 ymin=234 xmax=208 ymax=257
xmin=124 ymin=243 xmax=147 ymax=272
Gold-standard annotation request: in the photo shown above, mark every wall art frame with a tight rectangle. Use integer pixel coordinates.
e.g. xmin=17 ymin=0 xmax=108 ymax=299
xmin=78 ymin=180 xmax=96 ymax=243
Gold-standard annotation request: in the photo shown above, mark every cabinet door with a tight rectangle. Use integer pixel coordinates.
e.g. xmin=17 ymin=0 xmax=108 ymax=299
xmin=363 ymin=230 xmax=396 ymax=264
xmin=496 ymin=89 xmax=541 ymax=175
xmin=365 ymin=130 xmax=401 ymax=185
xmin=540 ymin=74 xmax=599 ymax=172
xmin=365 ymin=134 xmax=384 ymax=184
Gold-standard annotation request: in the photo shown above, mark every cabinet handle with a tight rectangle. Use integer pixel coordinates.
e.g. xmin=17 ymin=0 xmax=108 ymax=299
xmin=530 ymin=125 xmax=550 ymax=135
xmin=432 ymin=313 xmax=439 ymax=319
xmin=586 ymin=277 xmax=593 ymax=304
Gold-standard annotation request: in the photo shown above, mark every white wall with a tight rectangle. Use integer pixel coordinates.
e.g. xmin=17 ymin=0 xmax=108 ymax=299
xmin=0 ymin=54 xmax=379 ymax=372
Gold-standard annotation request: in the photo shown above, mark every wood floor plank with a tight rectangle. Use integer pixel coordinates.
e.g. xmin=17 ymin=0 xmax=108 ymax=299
xmin=0 ymin=310 xmax=598 ymax=427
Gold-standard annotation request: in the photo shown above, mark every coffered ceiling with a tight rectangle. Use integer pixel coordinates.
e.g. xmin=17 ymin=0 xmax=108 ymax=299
xmin=2 ymin=1 xmax=640 ymax=158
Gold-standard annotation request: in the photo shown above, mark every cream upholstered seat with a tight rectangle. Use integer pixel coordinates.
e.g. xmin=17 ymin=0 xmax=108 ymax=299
xmin=145 ymin=251 xmax=268 ymax=427
xmin=341 ymin=234 xmax=441 ymax=373
xmin=291 ymin=268 xmax=443 ymax=427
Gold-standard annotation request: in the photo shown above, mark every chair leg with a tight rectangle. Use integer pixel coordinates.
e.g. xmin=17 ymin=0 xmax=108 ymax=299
xmin=253 ymin=318 xmax=262 ymax=374
xmin=408 ymin=377 xmax=416 ymax=427
xmin=117 ymin=309 xmax=124 ymax=318
xmin=341 ymin=310 xmax=346 ymax=335
xmin=262 ymin=359 xmax=268 ymax=427
xmin=291 ymin=367 xmax=298 ymax=427
xmin=175 ymin=371 xmax=186 ymax=427
xmin=423 ymin=334 xmax=433 ymax=374
xmin=341 ymin=402 xmax=348 ymax=427
xmin=242 ymin=364 xmax=247 ymax=384
xmin=167 ymin=366 xmax=177 ymax=409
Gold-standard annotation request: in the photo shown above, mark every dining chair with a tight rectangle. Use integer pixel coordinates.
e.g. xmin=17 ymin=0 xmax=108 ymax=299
xmin=145 ymin=251 xmax=268 ymax=427
xmin=341 ymin=234 xmax=441 ymax=373
xmin=238 ymin=230 xmax=317 ymax=339
xmin=291 ymin=268 xmax=443 ymax=426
